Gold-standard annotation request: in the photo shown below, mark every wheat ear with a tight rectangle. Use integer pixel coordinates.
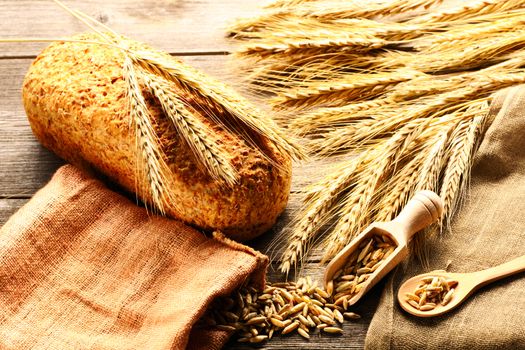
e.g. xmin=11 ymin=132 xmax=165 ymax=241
xmin=128 ymin=52 xmax=306 ymax=163
xmin=272 ymin=0 xmax=442 ymax=20
xmin=141 ymin=72 xmax=238 ymax=186
xmin=422 ymin=12 xmax=525 ymax=47
xmin=373 ymin=140 xmax=436 ymax=222
xmin=237 ymin=34 xmax=386 ymax=60
xmin=289 ymin=99 xmax=390 ymax=136
xmin=122 ymin=57 xmax=173 ymax=214
xmin=410 ymin=0 xmax=525 ymax=24
xmin=272 ymin=70 xmax=420 ymax=109
xmin=279 ymin=155 xmax=368 ymax=274
xmin=321 ymin=121 xmax=427 ymax=261
xmin=439 ymin=111 xmax=489 ymax=228
xmin=266 ymin=0 xmax=323 ymax=8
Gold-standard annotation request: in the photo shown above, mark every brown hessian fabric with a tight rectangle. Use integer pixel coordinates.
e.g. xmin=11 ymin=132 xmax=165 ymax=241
xmin=0 ymin=165 xmax=268 ymax=350
xmin=366 ymin=85 xmax=525 ymax=349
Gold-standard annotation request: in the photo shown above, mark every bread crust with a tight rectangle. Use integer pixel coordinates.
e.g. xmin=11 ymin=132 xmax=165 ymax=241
xmin=22 ymin=34 xmax=291 ymax=241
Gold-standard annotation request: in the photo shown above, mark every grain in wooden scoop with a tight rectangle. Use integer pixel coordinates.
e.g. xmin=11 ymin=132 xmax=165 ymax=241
xmin=328 ymin=234 xmax=396 ymax=306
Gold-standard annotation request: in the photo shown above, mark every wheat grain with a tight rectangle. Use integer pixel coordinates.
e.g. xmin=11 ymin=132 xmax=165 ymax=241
xmin=198 ymin=278 xmax=362 ymax=342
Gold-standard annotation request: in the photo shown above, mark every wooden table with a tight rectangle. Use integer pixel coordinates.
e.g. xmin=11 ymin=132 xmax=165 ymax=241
xmin=0 ymin=1 xmax=381 ymax=348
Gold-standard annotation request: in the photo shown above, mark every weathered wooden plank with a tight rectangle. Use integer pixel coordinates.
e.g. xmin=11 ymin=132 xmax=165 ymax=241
xmin=0 ymin=56 xmax=333 ymax=196
xmin=0 ymin=199 xmax=29 ymax=222
xmin=0 ymin=0 xmax=270 ymax=58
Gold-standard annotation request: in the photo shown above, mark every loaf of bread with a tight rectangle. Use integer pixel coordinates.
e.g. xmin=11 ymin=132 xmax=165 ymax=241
xmin=22 ymin=33 xmax=292 ymax=241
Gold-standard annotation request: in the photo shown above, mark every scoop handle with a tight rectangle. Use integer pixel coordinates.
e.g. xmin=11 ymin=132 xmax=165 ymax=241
xmin=391 ymin=190 xmax=443 ymax=243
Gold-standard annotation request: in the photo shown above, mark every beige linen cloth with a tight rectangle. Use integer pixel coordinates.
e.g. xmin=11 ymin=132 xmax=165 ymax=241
xmin=366 ymin=86 xmax=525 ymax=349
xmin=0 ymin=165 xmax=268 ymax=350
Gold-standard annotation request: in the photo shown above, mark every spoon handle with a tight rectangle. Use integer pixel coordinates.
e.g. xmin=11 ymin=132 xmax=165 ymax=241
xmin=475 ymin=254 xmax=525 ymax=286
xmin=391 ymin=190 xmax=443 ymax=244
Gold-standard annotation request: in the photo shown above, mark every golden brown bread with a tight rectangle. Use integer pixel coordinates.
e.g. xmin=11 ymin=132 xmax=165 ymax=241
xmin=22 ymin=33 xmax=292 ymax=241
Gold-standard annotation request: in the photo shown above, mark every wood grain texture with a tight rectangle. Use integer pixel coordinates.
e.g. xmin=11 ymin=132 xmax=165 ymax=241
xmin=0 ymin=0 xmax=270 ymax=58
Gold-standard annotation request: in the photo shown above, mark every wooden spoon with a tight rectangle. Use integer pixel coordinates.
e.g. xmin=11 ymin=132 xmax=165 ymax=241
xmin=324 ymin=190 xmax=443 ymax=306
xmin=398 ymin=255 xmax=525 ymax=317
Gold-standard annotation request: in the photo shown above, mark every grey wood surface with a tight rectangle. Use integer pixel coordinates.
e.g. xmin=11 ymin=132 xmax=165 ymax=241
xmin=0 ymin=1 xmax=380 ymax=348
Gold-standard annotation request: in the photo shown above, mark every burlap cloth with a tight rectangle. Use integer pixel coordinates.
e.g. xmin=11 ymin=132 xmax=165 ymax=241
xmin=366 ymin=85 xmax=525 ymax=349
xmin=0 ymin=165 xmax=268 ymax=350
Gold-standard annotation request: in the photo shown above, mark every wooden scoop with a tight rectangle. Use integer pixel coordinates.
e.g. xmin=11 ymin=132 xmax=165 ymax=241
xmin=324 ymin=190 xmax=443 ymax=306
xmin=398 ymin=255 xmax=525 ymax=317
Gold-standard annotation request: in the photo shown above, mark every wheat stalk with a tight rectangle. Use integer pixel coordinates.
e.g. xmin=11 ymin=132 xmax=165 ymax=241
xmin=141 ymin=72 xmax=239 ymax=186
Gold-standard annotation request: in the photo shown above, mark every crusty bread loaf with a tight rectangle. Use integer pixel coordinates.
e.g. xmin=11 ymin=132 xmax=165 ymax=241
xmin=22 ymin=33 xmax=292 ymax=241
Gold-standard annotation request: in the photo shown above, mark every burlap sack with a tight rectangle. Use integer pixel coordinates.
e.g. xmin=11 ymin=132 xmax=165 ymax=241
xmin=0 ymin=165 xmax=268 ymax=350
xmin=366 ymin=85 xmax=525 ymax=349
